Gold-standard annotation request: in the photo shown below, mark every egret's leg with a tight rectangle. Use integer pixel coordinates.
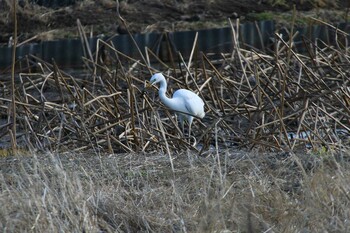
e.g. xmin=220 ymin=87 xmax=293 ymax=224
xmin=178 ymin=114 xmax=185 ymax=135
xmin=187 ymin=116 xmax=193 ymax=141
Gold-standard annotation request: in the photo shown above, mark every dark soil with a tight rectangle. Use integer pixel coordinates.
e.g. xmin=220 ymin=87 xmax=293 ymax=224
xmin=0 ymin=0 xmax=349 ymax=45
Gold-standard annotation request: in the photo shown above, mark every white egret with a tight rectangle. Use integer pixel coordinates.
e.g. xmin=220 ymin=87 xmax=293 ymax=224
xmin=149 ymin=73 xmax=205 ymax=137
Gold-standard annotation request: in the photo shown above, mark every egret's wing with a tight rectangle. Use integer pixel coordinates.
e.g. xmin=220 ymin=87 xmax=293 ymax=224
xmin=173 ymin=89 xmax=205 ymax=118
xmin=184 ymin=95 xmax=204 ymax=117
xmin=184 ymin=98 xmax=201 ymax=112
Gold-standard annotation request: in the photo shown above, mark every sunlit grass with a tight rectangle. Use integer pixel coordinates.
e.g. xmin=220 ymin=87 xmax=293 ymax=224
xmin=1 ymin=151 xmax=349 ymax=232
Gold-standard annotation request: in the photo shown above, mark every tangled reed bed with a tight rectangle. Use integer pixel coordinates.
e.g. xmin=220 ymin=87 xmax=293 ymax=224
xmin=1 ymin=19 xmax=349 ymax=154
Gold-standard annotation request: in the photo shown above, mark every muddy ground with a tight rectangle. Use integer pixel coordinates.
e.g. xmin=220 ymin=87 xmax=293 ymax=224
xmin=0 ymin=0 xmax=349 ymax=45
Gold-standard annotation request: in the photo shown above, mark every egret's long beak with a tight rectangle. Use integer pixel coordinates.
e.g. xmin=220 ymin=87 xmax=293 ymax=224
xmin=141 ymin=81 xmax=154 ymax=98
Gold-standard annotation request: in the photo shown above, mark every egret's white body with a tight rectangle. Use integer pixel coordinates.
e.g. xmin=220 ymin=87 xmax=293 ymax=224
xmin=149 ymin=73 xmax=205 ymax=137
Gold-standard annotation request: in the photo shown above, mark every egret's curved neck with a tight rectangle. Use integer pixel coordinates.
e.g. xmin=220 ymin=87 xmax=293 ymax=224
xmin=158 ymin=78 xmax=173 ymax=108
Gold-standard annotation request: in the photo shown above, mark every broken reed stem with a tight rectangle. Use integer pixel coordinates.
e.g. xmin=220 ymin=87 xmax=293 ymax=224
xmin=115 ymin=0 xmax=151 ymax=74
xmin=10 ymin=0 xmax=17 ymax=151
xmin=287 ymin=5 xmax=297 ymax=64
xmin=185 ymin=32 xmax=199 ymax=83
xmin=155 ymin=113 xmax=174 ymax=173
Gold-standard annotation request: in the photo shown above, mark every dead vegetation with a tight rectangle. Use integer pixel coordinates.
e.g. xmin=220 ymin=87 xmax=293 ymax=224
xmin=1 ymin=17 xmax=349 ymax=154
xmin=0 ymin=150 xmax=350 ymax=232
xmin=0 ymin=2 xmax=350 ymax=232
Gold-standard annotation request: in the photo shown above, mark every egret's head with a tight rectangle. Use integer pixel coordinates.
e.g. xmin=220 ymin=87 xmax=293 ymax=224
xmin=149 ymin=73 xmax=164 ymax=86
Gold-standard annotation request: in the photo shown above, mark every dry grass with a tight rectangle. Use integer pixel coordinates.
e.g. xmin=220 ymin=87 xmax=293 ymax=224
xmin=269 ymin=0 xmax=340 ymax=8
xmin=0 ymin=150 xmax=350 ymax=232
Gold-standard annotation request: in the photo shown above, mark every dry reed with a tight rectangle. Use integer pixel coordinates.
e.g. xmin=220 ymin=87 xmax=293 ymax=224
xmin=0 ymin=18 xmax=349 ymax=154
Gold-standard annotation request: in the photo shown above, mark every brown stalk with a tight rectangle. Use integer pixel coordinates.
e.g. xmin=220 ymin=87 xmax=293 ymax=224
xmin=10 ymin=0 xmax=17 ymax=151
